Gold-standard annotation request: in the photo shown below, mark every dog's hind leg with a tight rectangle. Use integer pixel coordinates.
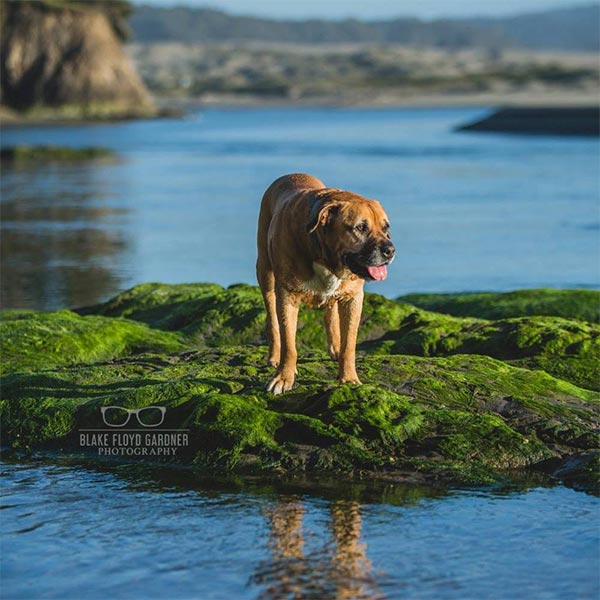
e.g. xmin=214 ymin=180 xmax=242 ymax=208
xmin=324 ymin=300 xmax=341 ymax=361
xmin=257 ymin=258 xmax=280 ymax=368
xmin=257 ymin=185 xmax=281 ymax=368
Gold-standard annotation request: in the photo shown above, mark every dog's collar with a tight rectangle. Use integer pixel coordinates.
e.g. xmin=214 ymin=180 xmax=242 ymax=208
xmin=307 ymin=195 xmax=324 ymax=255
xmin=307 ymin=190 xmax=343 ymax=271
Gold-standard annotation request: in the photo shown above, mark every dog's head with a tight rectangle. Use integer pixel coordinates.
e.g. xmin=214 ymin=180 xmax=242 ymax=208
xmin=307 ymin=191 xmax=395 ymax=281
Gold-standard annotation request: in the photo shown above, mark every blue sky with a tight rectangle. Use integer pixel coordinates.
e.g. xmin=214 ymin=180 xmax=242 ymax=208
xmin=133 ymin=0 xmax=590 ymax=19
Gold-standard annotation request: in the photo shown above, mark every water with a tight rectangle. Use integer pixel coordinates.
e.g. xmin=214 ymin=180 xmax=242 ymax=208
xmin=1 ymin=456 xmax=598 ymax=600
xmin=2 ymin=109 xmax=599 ymax=598
xmin=1 ymin=107 xmax=599 ymax=310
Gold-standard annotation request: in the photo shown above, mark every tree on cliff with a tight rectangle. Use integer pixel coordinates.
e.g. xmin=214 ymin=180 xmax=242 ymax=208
xmin=0 ymin=0 xmax=154 ymax=117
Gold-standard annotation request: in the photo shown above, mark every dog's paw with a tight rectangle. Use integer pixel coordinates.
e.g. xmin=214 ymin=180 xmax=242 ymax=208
xmin=338 ymin=375 xmax=362 ymax=385
xmin=266 ymin=372 xmax=296 ymax=394
xmin=327 ymin=345 xmax=340 ymax=361
xmin=268 ymin=357 xmax=280 ymax=368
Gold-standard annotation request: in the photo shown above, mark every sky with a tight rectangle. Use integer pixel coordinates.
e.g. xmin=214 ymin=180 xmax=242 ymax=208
xmin=133 ymin=0 xmax=591 ymax=20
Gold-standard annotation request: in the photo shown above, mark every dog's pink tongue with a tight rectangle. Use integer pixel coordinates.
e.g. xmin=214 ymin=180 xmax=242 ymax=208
xmin=367 ymin=265 xmax=387 ymax=281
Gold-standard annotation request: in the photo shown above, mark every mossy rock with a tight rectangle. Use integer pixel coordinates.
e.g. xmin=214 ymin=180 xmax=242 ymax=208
xmin=2 ymin=283 xmax=599 ymax=491
xmin=80 ymin=282 xmax=416 ymax=349
xmin=80 ymin=283 xmax=600 ymax=391
xmin=1 ymin=349 xmax=598 ymax=490
xmin=0 ymin=145 xmax=114 ymax=162
xmin=0 ymin=309 xmax=184 ymax=374
xmin=361 ymin=311 xmax=600 ymax=391
xmin=399 ymin=289 xmax=600 ymax=323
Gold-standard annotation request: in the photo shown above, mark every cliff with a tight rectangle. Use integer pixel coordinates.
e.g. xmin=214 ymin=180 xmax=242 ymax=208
xmin=0 ymin=0 xmax=155 ymax=120
xmin=1 ymin=283 xmax=598 ymax=492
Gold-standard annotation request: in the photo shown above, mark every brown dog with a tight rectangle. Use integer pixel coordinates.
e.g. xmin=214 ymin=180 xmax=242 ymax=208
xmin=256 ymin=173 xmax=395 ymax=394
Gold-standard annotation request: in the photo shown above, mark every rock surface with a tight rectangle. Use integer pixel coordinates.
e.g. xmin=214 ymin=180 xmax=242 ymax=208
xmin=0 ymin=145 xmax=114 ymax=162
xmin=1 ymin=283 xmax=598 ymax=491
xmin=457 ymin=107 xmax=600 ymax=136
xmin=400 ymin=288 xmax=600 ymax=323
xmin=0 ymin=0 xmax=155 ymax=119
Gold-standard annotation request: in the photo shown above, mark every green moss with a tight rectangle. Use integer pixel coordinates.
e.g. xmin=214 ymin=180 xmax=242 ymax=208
xmin=2 ymin=342 xmax=598 ymax=487
xmin=361 ymin=311 xmax=600 ymax=391
xmin=188 ymin=393 xmax=282 ymax=468
xmin=84 ymin=282 xmax=416 ymax=350
xmin=1 ymin=396 xmax=81 ymax=449
xmin=417 ymin=409 xmax=551 ymax=468
xmin=308 ymin=384 xmax=423 ymax=446
xmin=2 ymin=282 xmax=599 ymax=489
xmin=82 ymin=284 xmax=599 ymax=391
xmin=0 ymin=145 xmax=115 ymax=162
xmin=0 ymin=310 xmax=184 ymax=374
xmin=511 ymin=355 xmax=599 ymax=393
xmin=399 ymin=289 xmax=600 ymax=323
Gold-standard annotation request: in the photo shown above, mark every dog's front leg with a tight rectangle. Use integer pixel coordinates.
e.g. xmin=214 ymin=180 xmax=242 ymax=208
xmin=266 ymin=286 xmax=300 ymax=394
xmin=337 ymin=290 xmax=363 ymax=385
xmin=324 ymin=300 xmax=341 ymax=361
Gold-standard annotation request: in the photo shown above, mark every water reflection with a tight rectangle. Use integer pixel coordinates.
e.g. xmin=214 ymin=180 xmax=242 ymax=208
xmin=0 ymin=162 xmax=132 ymax=310
xmin=3 ymin=454 xmax=591 ymax=600
xmin=255 ymin=499 xmax=381 ymax=599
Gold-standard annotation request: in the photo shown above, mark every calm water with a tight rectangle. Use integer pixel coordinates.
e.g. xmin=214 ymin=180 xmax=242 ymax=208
xmin=1 ymin=107 xmax=599 ymax=310
xmin=1 ymin=456 xmax=598 ymax=600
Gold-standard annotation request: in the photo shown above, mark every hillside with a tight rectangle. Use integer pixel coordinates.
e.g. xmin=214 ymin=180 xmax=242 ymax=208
xmin=130 ymin=4 xmax=599 ymax=52
xmin=128 ymin=42 xmax=599 ymax=105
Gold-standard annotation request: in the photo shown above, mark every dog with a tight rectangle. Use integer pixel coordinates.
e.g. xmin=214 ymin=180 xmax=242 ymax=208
xmin=256 ymin=173 xmax=395 ymax=394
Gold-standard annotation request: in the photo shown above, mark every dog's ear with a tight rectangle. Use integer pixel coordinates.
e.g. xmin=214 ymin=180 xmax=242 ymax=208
xmin=307 ymin=201 xmax=340 ymax=234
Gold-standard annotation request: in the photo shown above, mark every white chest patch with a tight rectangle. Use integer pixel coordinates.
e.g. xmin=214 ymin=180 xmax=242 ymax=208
xmin=301 ymin=262 xmax=342 ymax=300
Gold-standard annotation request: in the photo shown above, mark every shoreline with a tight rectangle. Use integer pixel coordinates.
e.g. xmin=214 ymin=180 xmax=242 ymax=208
xmin=0 ymin=447 xmax=557 ymax=492
xmin=1 ymin=90 xmax=597 ymax=126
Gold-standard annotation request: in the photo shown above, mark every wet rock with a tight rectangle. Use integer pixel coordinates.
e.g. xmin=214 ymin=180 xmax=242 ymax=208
xmin=1 ymin=283 xmax=598 ymax=490
xmin=399 ymin=288 xmax=600 ymax=323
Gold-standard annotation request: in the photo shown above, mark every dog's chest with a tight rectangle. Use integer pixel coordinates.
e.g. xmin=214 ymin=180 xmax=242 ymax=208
xmin=301 ymin=262 xmax=342 ymax=301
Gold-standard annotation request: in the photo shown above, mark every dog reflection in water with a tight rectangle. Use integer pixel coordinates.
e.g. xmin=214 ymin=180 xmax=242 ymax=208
xmin=252 ymin=499 xmax=383 ymax=599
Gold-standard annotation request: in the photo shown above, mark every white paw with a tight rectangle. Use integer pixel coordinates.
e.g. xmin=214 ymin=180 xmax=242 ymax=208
xmin=266 ymin=372 xmax=296 ymax=394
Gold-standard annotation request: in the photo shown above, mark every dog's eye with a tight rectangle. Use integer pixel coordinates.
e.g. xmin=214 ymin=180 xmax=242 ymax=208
xmin=355 ymin=222 xmax=369 ymax=234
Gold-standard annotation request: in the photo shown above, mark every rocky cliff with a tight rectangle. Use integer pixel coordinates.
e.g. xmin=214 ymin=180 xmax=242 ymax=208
xmin=0 ymin=0 xmax=155 ymax=119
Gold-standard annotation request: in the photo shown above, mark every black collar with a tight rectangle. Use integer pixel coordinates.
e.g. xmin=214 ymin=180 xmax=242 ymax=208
xmin=307 ymin=195 xmax=323 ymax=256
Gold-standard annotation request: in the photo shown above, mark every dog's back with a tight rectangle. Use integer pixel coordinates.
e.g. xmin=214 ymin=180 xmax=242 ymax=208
xmin=256 ymin=173 xmax=325 ymax=273
xmin=257 ymin=173 xmax=325 ymax=238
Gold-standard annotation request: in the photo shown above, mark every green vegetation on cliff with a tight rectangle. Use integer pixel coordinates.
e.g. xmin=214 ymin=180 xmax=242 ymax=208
xmin=2 ymin=283 xmax=598 ymax=491
xmin=1 ymin=1 xmax=132 ymax=41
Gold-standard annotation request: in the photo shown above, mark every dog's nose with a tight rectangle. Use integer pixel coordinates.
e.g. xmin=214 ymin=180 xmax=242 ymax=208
xmin=381 ymin=242 xmax=395 ymax=259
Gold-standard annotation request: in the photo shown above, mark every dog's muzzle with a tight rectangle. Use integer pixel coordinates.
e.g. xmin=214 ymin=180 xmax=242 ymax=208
xmin=343 ymin=242 xmax=395 ymax=281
